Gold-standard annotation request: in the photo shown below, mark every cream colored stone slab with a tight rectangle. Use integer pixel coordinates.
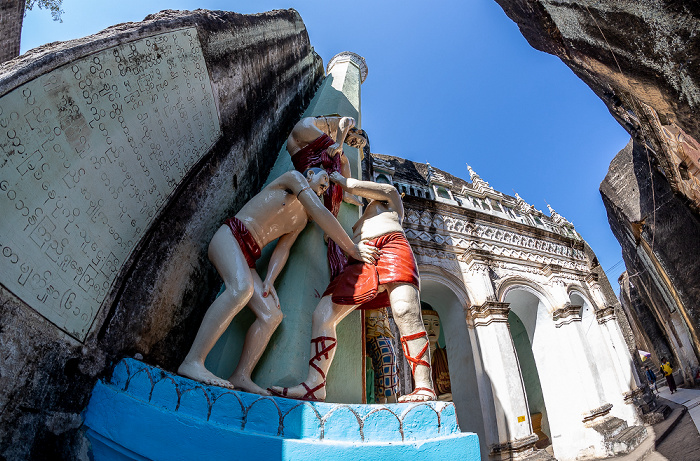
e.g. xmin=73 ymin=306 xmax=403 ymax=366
xmin=0 ymin=28 xmax=220 ymax=341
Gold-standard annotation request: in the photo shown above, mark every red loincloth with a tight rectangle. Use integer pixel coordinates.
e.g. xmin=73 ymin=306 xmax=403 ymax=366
xmin=323 ymin=232 xmax=419 ymax=310
xmin=291 ymin=133 xmax=346 ymax=278
xmin=224 ymin=217 xmax=261 ymax=268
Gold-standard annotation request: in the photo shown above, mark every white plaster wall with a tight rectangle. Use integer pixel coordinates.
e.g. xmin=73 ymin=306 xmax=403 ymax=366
xmin=573 ymin=292 xmax=638 ymax=425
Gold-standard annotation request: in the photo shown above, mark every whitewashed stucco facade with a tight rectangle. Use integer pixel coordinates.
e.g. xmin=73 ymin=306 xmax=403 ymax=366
xmin=368 ymin=154 xmax=645 ymax=461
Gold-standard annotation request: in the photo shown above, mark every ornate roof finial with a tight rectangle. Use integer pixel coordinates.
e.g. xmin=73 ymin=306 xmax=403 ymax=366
xmin=466 ymin=163 xmax=492 ymax=193
xmin=546 ymin=201 xmax=571 ymax=226
xmin=466 ymin=163 xmax=479 ymax=182
xmin=513 ymin=192 xmax=533 ymax=213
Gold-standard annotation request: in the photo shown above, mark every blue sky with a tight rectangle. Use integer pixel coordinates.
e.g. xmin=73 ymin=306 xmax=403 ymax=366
xmin=21 ymin=0 xmax=631 ymax=292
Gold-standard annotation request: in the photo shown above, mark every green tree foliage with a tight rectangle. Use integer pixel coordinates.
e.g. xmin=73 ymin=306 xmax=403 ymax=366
xmin=25 ymin=0 xmax=64 ymax=22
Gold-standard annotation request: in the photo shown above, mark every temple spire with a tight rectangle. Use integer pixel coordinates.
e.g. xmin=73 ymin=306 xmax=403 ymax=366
xmin=467 ymin=163 xmax=492 ymax=192
xmin=466 ymin=163 xmax=479 ymax=182
xmin=547 ymin=202 xmax=571 ymax=226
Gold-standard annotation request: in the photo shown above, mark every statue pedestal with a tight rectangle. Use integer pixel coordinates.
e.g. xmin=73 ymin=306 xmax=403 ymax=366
xmin=83 ymin=359 xmax=480 ymax=460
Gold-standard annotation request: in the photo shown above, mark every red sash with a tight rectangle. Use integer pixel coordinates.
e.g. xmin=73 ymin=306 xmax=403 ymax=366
xmin=225 ymin=217 xmax=261 ymax=268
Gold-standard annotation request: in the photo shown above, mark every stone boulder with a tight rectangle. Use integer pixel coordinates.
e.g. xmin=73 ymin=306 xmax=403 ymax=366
xmin=493 ymin=0 xmax=700 ymax=376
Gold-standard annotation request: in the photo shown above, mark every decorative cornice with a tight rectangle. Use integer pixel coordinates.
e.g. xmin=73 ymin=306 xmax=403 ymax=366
xmin=372 ymin=157 xmax=395 ymax=175
xmin=327 ymin=51 xmax=368 ymax=83
xmin=542 ymin=264 xmax=561 ymax=278
xmin=402 ymin=205 xmax=588 ymax=273
xmin=552 ymin=303 xmax=582 ymax=327
xmin=595 ymin=306 xmax=617 ymax=324
xmin=458 ymin=247 xmax=491 ymax=266
xmin=582 ymin=403 xmax=613 ymax=423
xmin=401 ymin=197 xmax=583 ymax=246
xmin=469 ymin=301 xmax=510 ymax=327
xmin=489 ymin=433 xmax=539 ymax=456
xmin=585 ymin=272 xmax=599 ymax=284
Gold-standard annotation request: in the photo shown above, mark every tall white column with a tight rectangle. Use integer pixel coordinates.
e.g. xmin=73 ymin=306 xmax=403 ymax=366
xmin=460 ymin=249 xmax=537 ymax=459
xmin=470 ymin=301 xmax=538 ymax=459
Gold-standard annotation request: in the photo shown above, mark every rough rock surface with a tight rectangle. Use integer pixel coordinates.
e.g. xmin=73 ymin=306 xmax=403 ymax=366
xmin=601 ymin=140 xmax=700 ymax=381
xmin=0 ymin=9 xmax=323 ymax=459
xmin=494 ymin=0 xmax=700 ymax=377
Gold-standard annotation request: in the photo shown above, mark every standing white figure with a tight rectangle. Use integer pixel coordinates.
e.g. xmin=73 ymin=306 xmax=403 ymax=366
xmin=270 ymin=172 xmax=436 ymax=402
xmin=178 ymin=168 xmax=379 ymax=394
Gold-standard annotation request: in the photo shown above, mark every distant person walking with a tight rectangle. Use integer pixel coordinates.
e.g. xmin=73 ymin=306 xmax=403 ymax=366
xmin=645 ymin=366 xmax=658 ymax=394
xmin=660 ymin=358 xmax=677 ymax=394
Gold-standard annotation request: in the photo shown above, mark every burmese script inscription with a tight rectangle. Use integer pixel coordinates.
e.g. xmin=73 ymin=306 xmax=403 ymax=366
xmin=0 ymin=28 xmax=220 ymax=340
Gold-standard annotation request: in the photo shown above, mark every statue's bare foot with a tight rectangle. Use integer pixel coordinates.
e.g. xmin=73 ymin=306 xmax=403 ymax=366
xmin=398 ymin=387 xmax=436 ymax=402
xmin=268 ymin=381 xmax=326 ymax=402
xmin=178 ymin=360 xmax=234 ymax=389
xmin=343 ymin=192 xmax=362 ymax=206
xmin=228 ymin=374 xmax=270 ymax=396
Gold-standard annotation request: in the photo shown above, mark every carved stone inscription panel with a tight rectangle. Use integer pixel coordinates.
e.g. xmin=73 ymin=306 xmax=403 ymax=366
xmin=0 ymin=28 xmax=220 ymax=340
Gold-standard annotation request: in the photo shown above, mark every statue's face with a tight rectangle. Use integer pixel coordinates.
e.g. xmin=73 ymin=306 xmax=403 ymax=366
xmin=307 ymin=170 xmax=330 ymax=196
xmin=345 ymin=132 xmax=367 ymax=149
xmin=423 ymin=314 xmax=440 ymax=346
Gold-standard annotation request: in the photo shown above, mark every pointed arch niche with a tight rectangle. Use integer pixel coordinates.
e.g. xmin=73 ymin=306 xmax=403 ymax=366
xmin=419 ymin=267 xmax=487 ymax=460
xmin=501 ymin=285 xmax=553 ymax=449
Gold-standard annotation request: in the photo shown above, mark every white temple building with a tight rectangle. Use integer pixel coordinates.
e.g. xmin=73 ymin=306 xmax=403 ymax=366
xmin=364 ymin=153 xmax=646 ymax=461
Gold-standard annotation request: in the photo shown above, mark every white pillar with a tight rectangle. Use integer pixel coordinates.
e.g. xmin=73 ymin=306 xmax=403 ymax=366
xmin=471 ymin=301 xmax=538 ymax=460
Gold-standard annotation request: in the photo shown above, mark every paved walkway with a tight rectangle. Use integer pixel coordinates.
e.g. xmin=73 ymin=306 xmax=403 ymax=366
xmin=613 ymin=385 xmax=700 ymax=460
xmin=657 ymin=386 xmax=700 ymax=434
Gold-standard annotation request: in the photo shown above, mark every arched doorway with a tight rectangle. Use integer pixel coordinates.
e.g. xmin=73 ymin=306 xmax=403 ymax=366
xmin=419 ymin=268 xmax=488 ymax=460
xmin=503 ymin=286 xmax=552 ymax=449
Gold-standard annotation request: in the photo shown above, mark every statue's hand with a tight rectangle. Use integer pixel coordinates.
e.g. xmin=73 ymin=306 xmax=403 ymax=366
xmin=339 ymin=117 xmax=356 ymax=130
xmin=262 ymin=280 xmax=280 ymax=309
xmin=329 ymin=171 xmax=346 ymax=185
xmin=353 ymin=242 xmax=380 ymax=264
xmin=326 ymin=143 xmax=342 ymax=157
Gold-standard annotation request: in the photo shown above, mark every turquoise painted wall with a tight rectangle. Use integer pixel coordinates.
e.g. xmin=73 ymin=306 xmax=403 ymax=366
xmin=206 ymin=60 xmax=365 ymax=403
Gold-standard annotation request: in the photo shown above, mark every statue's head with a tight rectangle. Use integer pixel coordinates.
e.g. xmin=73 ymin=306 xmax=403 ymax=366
xmin=305 ymin=167 xmax=329 ymax=196
xmin=345 ymin=127 xmax=367 ymax=149
xmin=422 ymin=309 xmax=441 ymax=347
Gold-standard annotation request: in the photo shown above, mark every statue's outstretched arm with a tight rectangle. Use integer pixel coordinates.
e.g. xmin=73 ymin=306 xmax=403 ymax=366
xmin=329 ymin=172 xmax=404 ymax=219
xmin=282 ymin=171 xmax=378 ymax=264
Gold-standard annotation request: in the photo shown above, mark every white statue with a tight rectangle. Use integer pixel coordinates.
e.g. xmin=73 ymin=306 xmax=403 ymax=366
xmin=178 ymin=168 xmax=379 ymax=394
xmin=270 ymin=172 xmax=436 ymax=402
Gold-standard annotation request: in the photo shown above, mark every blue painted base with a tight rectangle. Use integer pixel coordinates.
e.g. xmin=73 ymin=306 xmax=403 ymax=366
xmin=83 ymin=359 xmax=480 ymax=460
